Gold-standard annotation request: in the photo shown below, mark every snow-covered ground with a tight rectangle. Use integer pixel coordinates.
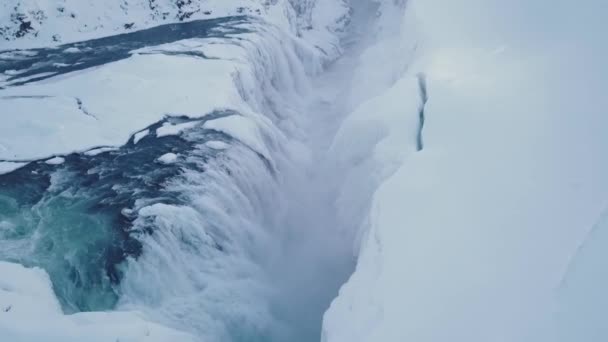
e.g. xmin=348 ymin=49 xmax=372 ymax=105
xmin=322 ymin=0 xmax=608 ymax=341
xmin=0 ymin=261 xmax=197 ymax=342
xmin=1 ymin=0 xmax=607 ymax=341
xmin=0 ymin=0 xmax=348 ymax=55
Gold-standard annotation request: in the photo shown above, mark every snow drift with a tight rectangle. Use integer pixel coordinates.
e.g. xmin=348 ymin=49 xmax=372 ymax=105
xmin=322 ymin=0 xmax=608 ymax=341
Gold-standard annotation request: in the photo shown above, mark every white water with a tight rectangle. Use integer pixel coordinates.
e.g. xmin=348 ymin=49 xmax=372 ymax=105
xmin=98 ymin=3 xmax=384 ymax=341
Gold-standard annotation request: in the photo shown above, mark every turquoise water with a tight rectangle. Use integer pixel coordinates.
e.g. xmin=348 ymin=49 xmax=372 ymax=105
xmin=0 ymin=115 xmax=220 ymax=312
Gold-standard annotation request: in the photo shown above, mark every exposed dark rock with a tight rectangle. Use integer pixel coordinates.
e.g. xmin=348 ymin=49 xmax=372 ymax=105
xmin=15 ymin=20 xmax=33 ymax=38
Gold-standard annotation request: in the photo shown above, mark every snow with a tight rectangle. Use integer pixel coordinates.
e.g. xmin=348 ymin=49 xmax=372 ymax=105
xmin=203 ymin=115 xmax=273 ymax=161
xmin=132 ymin=129 xmax=150 ymax=144
xmin=0 ymin=0 xmax=345 ymax=168
xmin=301 ymin=0 xmax=350 ymax=61
xmin=1 ymin=72 xmax=58 ymax=88
xmin=44 ymin=156 xmax=65 ymax=165
xmin=557 ymin=208 xmax=608 ymax=341
xmin=0 ymin=261 xmax=197 ymax=342
xmin=2 ymin=0 xmax=605 ymax=341
xmin=4 ymin=70 xmax=25 ymax=76
xmin=157 ymin=153 xmax=178 ymax=164
xmin=0 ymin=0 xmax=346 ymax=53
xmin=322 ymin=1 xmax=608 ymax=341
xmin=205 ymin=141 xmax=229 ymax=150
xmin=0 ymin=162 xmax=27 ymax=175
xmin=155 ymin=122 xmax=199 ymax=138
xmin=0 ymin=1 xmax=353 ymax=341
xmin=83 ymin=147 xmax=118 ymax=156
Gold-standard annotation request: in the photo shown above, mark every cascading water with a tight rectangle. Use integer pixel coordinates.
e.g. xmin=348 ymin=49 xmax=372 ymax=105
xmin=0 ymin=1 xmax=385 ymax=341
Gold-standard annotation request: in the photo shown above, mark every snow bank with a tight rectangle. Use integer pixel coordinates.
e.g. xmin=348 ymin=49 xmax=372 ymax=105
xmin=323 ymin=0 xmax=608 ymax=341
xmin=0 ymin=1 xmax=352 ymax=341
xmin=0 ymin=261 xmax=196 ymax=342
xmin=0 ymin=161 xmax=26 ymax=175
xmin=155 ymin=122 xmax=199 ymax=138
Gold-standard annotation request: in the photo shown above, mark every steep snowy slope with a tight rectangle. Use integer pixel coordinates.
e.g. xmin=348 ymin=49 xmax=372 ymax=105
xmin=0 ymin=1 xmax=351 ymax=341
xmin=323 ymin=0 xmax=608 ymax=341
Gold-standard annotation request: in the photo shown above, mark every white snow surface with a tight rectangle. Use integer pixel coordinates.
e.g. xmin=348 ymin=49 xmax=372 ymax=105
xmin=322 ymin=0 xmax=608 ymax=342
xmin=0 ymin=54 xmax=239 ymax=160
xmin=0 ymin=0 xmax=348 ymax=56
xmin=205 ymin=140 xmax=229 ymax=150
xmin=2 ymin=0 xmax=606 ymax=341
xmin=0 ymin=161 xmax=27 ymax=175
xmin=132 ymin=129 xmax=150 ymax=144
xmin=0 ymin=261 xmax=197 ymax=342
xmin=83 ymin=146 xmax=118 ymax=156
xmin=44 ymin=156 xmax=65 ymax=165
xmin=0 ymin=2 xmax=345 ymax=163
xmin=156 ymin=152 xmax=178 ymax=164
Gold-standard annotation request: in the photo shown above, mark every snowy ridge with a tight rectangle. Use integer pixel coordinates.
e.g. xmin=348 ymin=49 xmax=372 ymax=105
xmin=322 ymin=0 xmax=608 ymax=341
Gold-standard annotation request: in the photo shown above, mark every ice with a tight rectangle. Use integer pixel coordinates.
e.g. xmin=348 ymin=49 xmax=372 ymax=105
xmin=557 ymin=209 xmax=608 ymax=341
xmin=156 ymin=153 xmax=178 ymax=164
xmin=83 ymin=147 xmax=118 ymax=156
xmin=0 ymin=1 xmax=353 ymax=341
xmin=1 ymin=72 xmax=58 ymax=88
xmin=0 ymin=261 xmax=197 ymax=342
